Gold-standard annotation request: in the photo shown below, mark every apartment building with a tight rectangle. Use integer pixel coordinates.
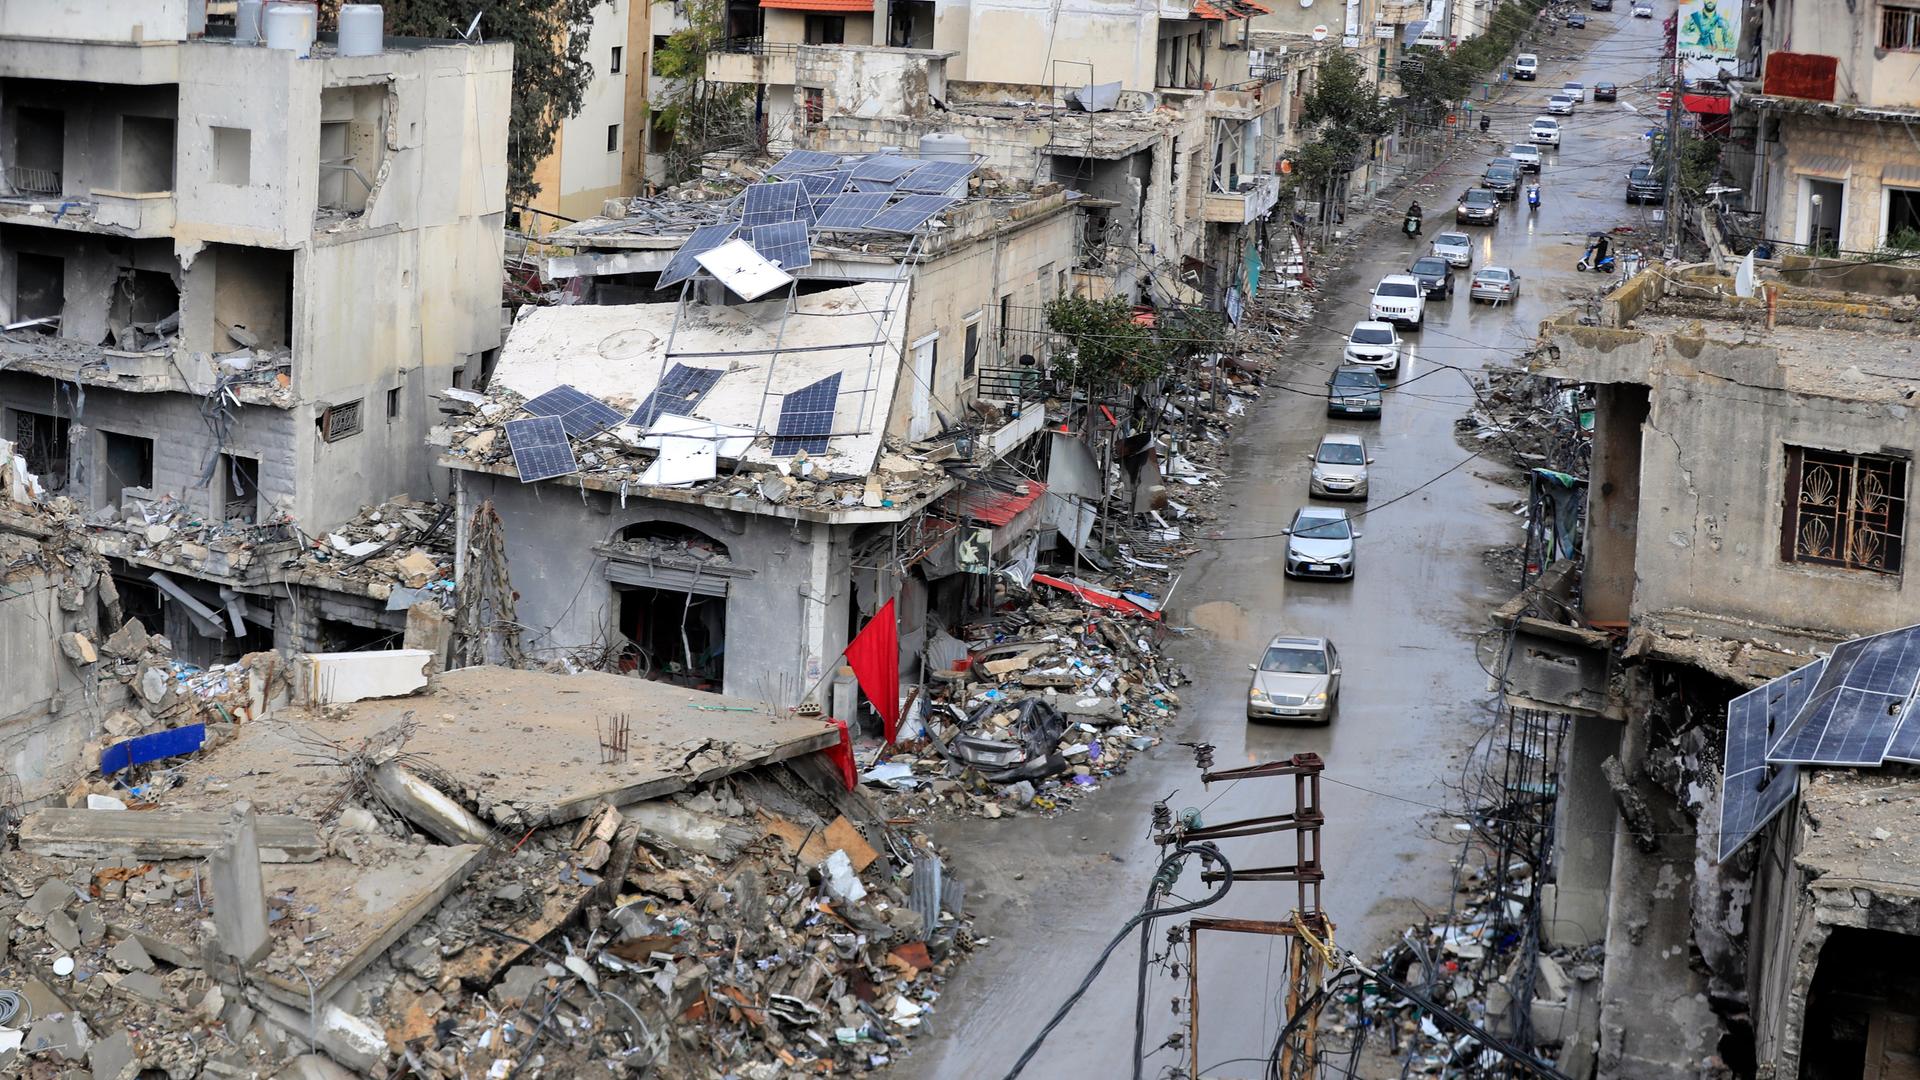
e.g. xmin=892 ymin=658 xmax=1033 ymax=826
xmin=1737 ymin=2 xmax=1920 ymax=254
xmin=0 ymin=6 xmax=510 ymax=660
xmin=524 ymin=0 xmax=658 ymax=227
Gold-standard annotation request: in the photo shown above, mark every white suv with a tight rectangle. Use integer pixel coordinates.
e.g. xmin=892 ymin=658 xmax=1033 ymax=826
xmin=1513 ymin=53 xmax=1539 ymax=80
xmin=1367 ymin=275 xmax=1427 ymax=329
xmin=1343 ymin=320 xmax=1403 ymax=376
xmin=1529 ymin=116 xmax=1562 ymax=146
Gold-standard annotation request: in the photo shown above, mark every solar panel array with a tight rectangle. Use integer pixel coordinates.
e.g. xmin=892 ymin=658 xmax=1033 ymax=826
xmin=850 ymin=155 xmax=926 ymax=183
xmin=1718 ymin=657 xmax=1824 ymax=861
xmin=901 ymin=161 xmax=978 ymax=195
xmin=769 ymin=149 xmax=841 ymax=177
xmin=505 ymin=416 xmax=579 ymax=483
xmin=815 ymin=192 xmax=892 ymax=231
xmin=742 ymin=181 xmax=805 ymax=228
xmin=772 ymin=373 xmax=842 ymax=456
xmin=629 ymin=364 xmax=725 ymax=427
xmin=866 ymin=195 xmax=960 ymax=234
xmin=521 ymin=384 xmax=626 ymax=438
xmin=1766 ymin=627 xmax=1920 ymax=766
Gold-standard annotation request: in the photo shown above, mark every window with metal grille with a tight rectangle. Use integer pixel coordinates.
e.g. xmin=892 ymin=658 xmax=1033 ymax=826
xmin=1883 ymin=4 xmax=1920 ymax=50
xmin=1781 ymin=445 xmax=1908 ymax=574
xmin=803 ymin=88 xmax=824 ymax=125
xmin=320 ymin=399 xmax=363 ymax=442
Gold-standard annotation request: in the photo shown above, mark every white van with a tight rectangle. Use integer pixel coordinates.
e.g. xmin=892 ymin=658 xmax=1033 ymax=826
xmin=1513 ymin=54 xmax=1539 ymax=80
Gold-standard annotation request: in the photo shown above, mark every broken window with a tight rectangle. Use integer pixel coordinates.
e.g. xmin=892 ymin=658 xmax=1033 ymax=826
xmin=887 ymin=0 xmax=932 ymax=48
xmin=100 ymin=430 xmax=154 ymax=510
xmin=118 ymin=115 xmax=175 ymax=192
xmin=317 ymin=85 xmax=385 ymax=213
xmin=320 ymin=400 xmax=363 ymax=442
xmin=1782 ymin=445 xmax=1908 ymax=574
xmin=1887 ymin=187 xmax=1920 ymax=250
xmin=211 ymin=126 xmax=251 ymax=186
xmin=649 ymin=109 xmax=675 ymax=153
xmin=209 ymin=244 xmax=294 ymax=351
xmin=12 ymin=251 xmax=64 ymax=332
xmin=803 ymin=88 xmax=824 ymax=126
xmin=12 ymin=408 xmax=69 ymax=491
xmin=222 ymin=454 xmax=259 ymax=524
xmin=9 ymin=106 xmax=64 ymax=195
xmin=107 ymin=267 xmax=180 ymax=350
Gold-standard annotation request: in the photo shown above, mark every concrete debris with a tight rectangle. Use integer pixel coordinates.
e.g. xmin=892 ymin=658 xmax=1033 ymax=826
xmin=18 ymin=808 xmax=327 ymax=863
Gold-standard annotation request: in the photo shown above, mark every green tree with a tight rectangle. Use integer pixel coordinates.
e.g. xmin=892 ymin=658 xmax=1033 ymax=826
xmin=1285 ymin=52 xmax=1391 ymax=227
xmin=366 ymin=0 xmax=600 ymax=206
xmin=1044 ymin=297 xmax=1178 ymax=388
xmin=653 ymin=0 xmax=758 ymax=182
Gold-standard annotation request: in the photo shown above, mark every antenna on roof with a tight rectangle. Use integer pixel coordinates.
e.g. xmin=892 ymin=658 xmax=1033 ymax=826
xmin=457 ymin=11 xmax=483 ymax=42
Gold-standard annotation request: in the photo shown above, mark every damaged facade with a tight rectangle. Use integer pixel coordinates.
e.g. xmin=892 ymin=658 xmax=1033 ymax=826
xmin=0 ymin=12 xmax=510 ymax=664
xmin=1507 ymin=260 xmax=1920 ymax=1077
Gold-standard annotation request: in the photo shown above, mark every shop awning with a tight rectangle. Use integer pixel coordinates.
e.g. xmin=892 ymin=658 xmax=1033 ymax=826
xmin=948 ymin=479 xmax=1048 ymax=555
xmin=1682 ymin=93 xmax=1731 ymax=115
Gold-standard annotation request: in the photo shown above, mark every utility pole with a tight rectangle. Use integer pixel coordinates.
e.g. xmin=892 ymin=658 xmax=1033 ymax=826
xmin=1664 ymin=50 xmax=1683 ymax=257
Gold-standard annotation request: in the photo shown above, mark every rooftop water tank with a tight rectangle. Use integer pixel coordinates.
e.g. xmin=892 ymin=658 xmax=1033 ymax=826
xmin=919 ymin=133 xmax=971 ymax=164
xmin=337 ymin=4 xmax=384 ymax=57
xmin=263 ymin=2 xmax=316 ymax=57
xmin=235 ymin=0 xmax=265 ymax=43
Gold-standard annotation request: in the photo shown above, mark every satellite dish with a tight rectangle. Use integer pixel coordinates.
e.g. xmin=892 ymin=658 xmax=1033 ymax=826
xmin=1734 ymin=249 xmax=1756 ymax=298
xmin=1311 ymin=24 xmax=1328 ymax=39
xmin=1300 ymin=0 xmax=1314 ymax=6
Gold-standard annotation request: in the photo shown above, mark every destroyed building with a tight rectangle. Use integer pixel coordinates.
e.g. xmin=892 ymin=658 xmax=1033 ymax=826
xmin=701 ymin=0 xmax=1293 ymax=311
xmin=438 ymin=152 xmax=1079 ymax=707
xmin=1495 ymin=260 xmax=1920 ymax=1076
xmin=0 ymin=9 xmax=510 ymax=665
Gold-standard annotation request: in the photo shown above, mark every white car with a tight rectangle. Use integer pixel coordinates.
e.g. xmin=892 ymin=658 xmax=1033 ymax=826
xmin=1430 ymin=230 xmax=1473 ymax=268
xmin=1530 ymin=116 xmax=1562 ymax=146
xmin=1513 ymin=53 xmax=1538 ymax=80
xmin=1367 ymin=274 xmax=1427 ymax=329
xmin=1562 ymin=82 xmax=1586 ymax=102
xmin=1632 ymin=3 xmax=1653 ymax=15
xmin=1343 ymin=320 xmax=1403 ymax=376
xmin=1546 ymin=94 xmax=1576 ymax=115
xmin=1508 ymin=144 xmax=1543 ymax=171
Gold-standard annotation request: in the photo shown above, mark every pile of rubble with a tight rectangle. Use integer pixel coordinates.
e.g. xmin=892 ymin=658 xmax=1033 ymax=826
xmin=1454 ymin=366 xmax=1591 ymax=474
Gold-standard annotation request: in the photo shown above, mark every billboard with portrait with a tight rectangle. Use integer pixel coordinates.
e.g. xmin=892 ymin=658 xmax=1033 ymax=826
xmin=1677 ymin=0 xmax=1741 ymax=83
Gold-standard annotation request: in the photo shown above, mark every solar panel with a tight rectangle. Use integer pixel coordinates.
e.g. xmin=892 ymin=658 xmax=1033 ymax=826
xmin=900 ymin=160 xmax=978 ymax=194
xmin=657 ymin=223 xmax=737 ymax=289
xmin=772 ymin=373 xmax=841 ymax=456
xmin=814 ymin=192 xmax=891 ymax=231
xmin=505 ymin=416 xmax=579 ymax=483
xmin=521 ymin=384 xmax=624 ymax=438
xmin=797 ymin=170 xmax=850 ymax=198
xmin=742 ymin=181 xmax=805 ymax=228
xmin=1767 ymin=627 xmax=1920 ymax=766
xmin=852 ymin=178 xmax=905 ymax=193
xmin=769 ymin=150 xmax=843 ymax=177
xmin=1717 ymin=658 xmax=1824 ymax=861
xmin=629 ymin=364 xmax=725 ymax=427
xmin=751 ymin=221 xmax=813 ymax=271
xmin=864 ymin=194 xmax=957 ymax=234
xmin=850 ymin=155 xmax=926 ymax=183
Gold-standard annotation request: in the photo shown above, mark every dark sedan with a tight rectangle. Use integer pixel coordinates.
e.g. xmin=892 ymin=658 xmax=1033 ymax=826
xmin=1457 ymin=188 xmax=1501 ymax=225
xmin=1482 ymin=163 xmax=1522 ymax=200
xmin=1594 ymin=81 xmax=1618 ymax=101
xmin=1407 ymin=255 xmax=1455 ymax=299
xmin=1325 ymin=366 xmax=1383 ymax=419
xmin=1567 ymin=11 xmax=1587 ymax=27
xmin=1627 ymin=163 xmax=1666 ymax=203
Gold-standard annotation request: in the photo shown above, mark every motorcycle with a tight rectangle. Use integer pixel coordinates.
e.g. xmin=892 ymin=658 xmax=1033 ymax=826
xmin=1404 ymin=204 xmax=1424 ymax=238
xmin=1576 ymin=244 xmax=1616 ymax=273
xmin=1527 ymin=183 xmax=1541 ymax=210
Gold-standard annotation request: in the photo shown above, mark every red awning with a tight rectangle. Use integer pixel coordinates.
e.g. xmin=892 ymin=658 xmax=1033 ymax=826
xmin=1031 ymin=574 xmax=1163 ymax=620
xmin=950 ymin=480 xmax=1046 ymax=527
xmin=1683 ymin=94 xmax=1731 ymax=115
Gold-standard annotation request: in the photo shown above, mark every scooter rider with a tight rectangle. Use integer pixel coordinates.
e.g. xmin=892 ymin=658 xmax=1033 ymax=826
xmin=1405 ymin=201 xmax=1424 ymax=236
xmin=1526 ymin=181 xmax=1541 ymax=209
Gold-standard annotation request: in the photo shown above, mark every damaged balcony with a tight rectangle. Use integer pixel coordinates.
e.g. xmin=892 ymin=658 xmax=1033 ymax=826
xmin=0 ymin=78 xmax=180 ymax=239
xmin=706 ymin=40 xmax=799 ymax=86
xmin=1201 ymin=171 xmax=1279 ymax=223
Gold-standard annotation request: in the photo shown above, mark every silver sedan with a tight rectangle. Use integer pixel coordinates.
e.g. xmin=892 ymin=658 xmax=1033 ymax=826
xmin=1470 ymin=266 xmax=1519 ymax=304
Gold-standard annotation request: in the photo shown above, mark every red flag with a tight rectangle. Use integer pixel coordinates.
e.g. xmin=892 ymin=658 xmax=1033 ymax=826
xmin=845 ymin=598 xmax=901 ymax=743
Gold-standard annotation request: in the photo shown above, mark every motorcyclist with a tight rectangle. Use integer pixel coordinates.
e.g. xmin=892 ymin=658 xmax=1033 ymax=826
xmin=1526 ymin=181 xmax=1541 ymax=209
xmin=1405 ymin=201 xmax=1424 ymax=236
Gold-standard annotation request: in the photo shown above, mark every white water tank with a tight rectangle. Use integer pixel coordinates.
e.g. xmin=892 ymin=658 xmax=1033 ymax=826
xmin=338 ymin=4 xmax=384 ymax=57
xmin=919 ymin=132 xmax=971 ymax=163
xmin=235 ymin=0 xmax=265 ymax=43
xmin=263 ymin=2 xmax=317 ymax=56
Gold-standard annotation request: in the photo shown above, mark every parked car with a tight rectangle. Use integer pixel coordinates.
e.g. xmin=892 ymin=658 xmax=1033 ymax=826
xmin=1308 ymin=433 xmax=1373 ymax=501
xmin=1457 ymin=188 xmax=1501 ymax=225
xmin=1282 ymin=507 xmax=1361 ymax=580
xmin=1470 ymin=265 xmax=1519 ymax=303
xmin=1431 ymin=230 xmax=1474 ymax=267
xmin=1247 ymin=636 xmax=1342 ymax=722
xmin=1590 ymin=0 xmax=1613 ymax=9
xmin=1483 ymin=162 xmax=1522 ymax=200
xmin=1513 ymin=53 xmax=1539 ymax=80
xmin=1594 ymin=81 xmax=1618 ymax=102
xmin=1530 ymin=116 xmax=1562 ymax=145
xmin=1566 ymin=11 xmax=1587 ymax=27
xmin=1547 ymin=94 xmax=1576 ymax=115
xmin=1343 ymin=320 xmax=1404 ymax=377
xmin=1633 ymin=3 xmax=1654 ymax=16
xmin=1325 ymin=365 xmax=1383 ymax=419
xmin=1367 ymin=274 xmax=1427 ymax=328
xmin=1627 ymin=162 xmax=1665 ymax=203
xmin=1508 ymin=144 xmax=1543 ymax=171
xmin=1407 ymin=255 xmax=1455 ymax=300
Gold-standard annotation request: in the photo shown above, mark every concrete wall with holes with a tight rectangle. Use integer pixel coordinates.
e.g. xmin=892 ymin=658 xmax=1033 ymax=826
xmin=455 ymin=470 xmax=854 ymax=703
xmin=0 ymin=567 xmax=115 ymax=804
xmin=0 ymin=372 xmax=297 ymax=522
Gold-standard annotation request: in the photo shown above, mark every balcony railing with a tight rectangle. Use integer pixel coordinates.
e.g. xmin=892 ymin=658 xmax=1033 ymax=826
xmin=1202 ymin=173 xmax=1281 ymax=224
xmin=707 ymin=40 xmax=799 ymax=85
xmin=6 ymin=165 xmax=60 ymax=196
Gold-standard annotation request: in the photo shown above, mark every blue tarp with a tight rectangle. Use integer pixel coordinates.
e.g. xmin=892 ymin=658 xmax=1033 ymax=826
xmin=101 ymin=723 xmax=206 ymax=776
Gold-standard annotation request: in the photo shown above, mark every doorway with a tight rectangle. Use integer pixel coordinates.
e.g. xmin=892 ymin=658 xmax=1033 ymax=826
xmin=616 ymin=585 xmax=726 ymax=690
xmin=910 ymin=333 xmax=938 ymax=440
xmin=1802 ymin=176 xmax=1845 ymax=255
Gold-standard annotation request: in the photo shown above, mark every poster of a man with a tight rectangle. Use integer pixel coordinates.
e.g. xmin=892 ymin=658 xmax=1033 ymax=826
xmin=1677 ymin=0 xmax=1741 ymax=82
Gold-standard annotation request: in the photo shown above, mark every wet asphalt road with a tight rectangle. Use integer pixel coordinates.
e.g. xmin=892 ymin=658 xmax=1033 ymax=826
xmin=899 ymin=12 xmax=1665 ymax=1079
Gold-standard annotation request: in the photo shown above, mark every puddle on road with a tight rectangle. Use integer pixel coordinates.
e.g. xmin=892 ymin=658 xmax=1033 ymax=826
xmin=1187 ymin=600 xmax=1256 ymax=642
